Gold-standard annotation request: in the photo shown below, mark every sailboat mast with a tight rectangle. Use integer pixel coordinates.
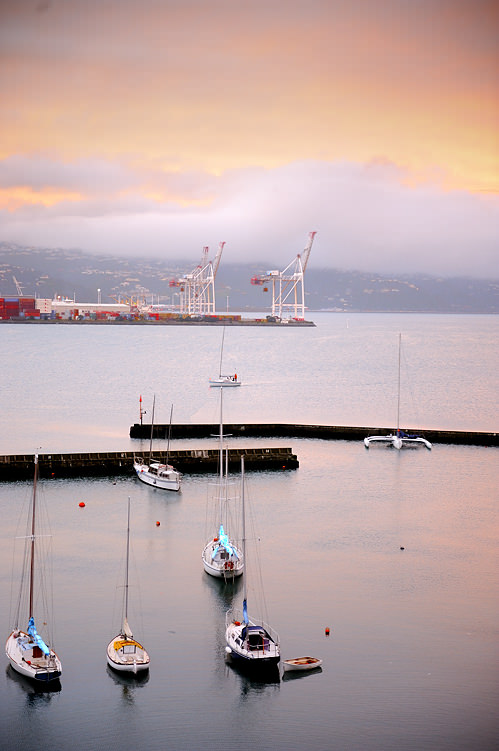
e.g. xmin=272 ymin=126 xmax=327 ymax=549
xmin=219 ymin=326 xmax=225 ymax=378
xmin=241 ymin=455 xmax=247 ymax=621
xmin=149 ymin=395 xmax=156 ymax=462
xmin=218 ymin=390 xmax=224 ymax=521
xmin=124 ymin=497 xmax=130 ymax=622
xmin=166 ymin=403 xmax=173 ymax=465
xmin=396 ymin=333 xmax=402 ymax=434
xmin=29 ymin=454 xmax=39 ymax=618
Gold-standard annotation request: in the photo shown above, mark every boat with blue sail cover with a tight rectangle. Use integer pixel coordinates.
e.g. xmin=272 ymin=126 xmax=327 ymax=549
xmin=5 ymin=455 xmax=62 ymax=683
xmin=225 ymin=456 xmax=280 ymax=671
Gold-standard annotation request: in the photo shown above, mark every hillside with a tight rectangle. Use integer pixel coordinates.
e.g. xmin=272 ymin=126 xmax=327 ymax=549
xmin=0 ymin=242 xmax=497 ymax=313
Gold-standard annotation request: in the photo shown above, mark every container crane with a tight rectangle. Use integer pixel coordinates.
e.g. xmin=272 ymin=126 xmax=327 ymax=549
xmin=251 ymin=231 xmax=316 ymax=320
xmin=12 ymin=276 xmax=25 ymax=296
xmin=169 ymin=242 xmax=225 ymax=315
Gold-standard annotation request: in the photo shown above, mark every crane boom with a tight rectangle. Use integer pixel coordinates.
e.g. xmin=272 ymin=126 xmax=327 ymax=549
xmin=249 ymin=232 xmax=316 ymax=320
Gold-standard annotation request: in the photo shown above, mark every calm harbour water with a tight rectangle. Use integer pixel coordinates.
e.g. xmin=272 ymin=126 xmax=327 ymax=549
xmin=0 ymin=313 xmax=498 ymax=751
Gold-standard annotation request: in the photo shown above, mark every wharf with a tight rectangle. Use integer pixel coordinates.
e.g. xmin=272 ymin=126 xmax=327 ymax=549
xmin=0 ymin=447 xmax=298 ymax=482
xmin=1 ymin=318 xmax=315 ymax=327
xmin=130 ymin=422 xmax=498 ymax=447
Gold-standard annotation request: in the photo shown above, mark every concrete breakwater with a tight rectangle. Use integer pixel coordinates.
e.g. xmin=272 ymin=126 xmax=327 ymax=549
xmin=0 ymin=447 xmax=298 ymax=482
xmin=130 ymin=422 xmax=498 ymax=447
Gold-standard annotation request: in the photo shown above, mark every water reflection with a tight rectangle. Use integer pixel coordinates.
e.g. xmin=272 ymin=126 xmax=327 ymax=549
xmin=5 ymin=664 xmax=62 ymax=704
xmin=106 ymin=665 xmax=149 ymax=705
xmin=282 ymin=666 xmax=323 ymax=682
xmin=202 ymin=570 xmax=243 ymax=613
xmin=225 ymin=659 xmax=281 ymax=699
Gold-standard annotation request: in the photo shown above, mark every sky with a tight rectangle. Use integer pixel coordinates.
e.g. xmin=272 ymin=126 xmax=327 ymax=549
xmin=0 ymin=0 xmax=498 ymax=278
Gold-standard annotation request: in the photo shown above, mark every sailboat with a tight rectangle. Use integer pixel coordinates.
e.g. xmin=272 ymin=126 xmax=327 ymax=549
xmin=364 ymin=333 xmax=432 ymax=450
xmin=202 ymin=389 xmax=244 ymax=579
xmin=209 ymin=326 xmax=241 ymax=386
xmin=5 ymin=455 xmax=62 ymax=684
xmin=107 ymin=497 xmax=150 ymax=674
xmin=134 ymin=396 xmax=182 ymax=490
xmin=225 ymin=456 xmax=280 ymax=670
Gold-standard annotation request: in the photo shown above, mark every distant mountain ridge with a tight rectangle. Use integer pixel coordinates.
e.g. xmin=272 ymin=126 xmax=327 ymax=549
xmin=0 ymin=242 xmax=497 ymax=313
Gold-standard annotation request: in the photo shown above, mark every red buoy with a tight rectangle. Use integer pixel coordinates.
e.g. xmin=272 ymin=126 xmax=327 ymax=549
xmin=79 ymin=502 xmax=85 ymax=508
xmin=325 ymin=627 xmax=330 ymax=636
xmin=156 ymin=521 xmax=160 ymax=526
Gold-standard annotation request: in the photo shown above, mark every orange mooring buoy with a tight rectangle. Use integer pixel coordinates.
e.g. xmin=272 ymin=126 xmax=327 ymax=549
xmin=156 ymin=521 xmax=160 ymax=526
xmin=325 ymin=627 xmax=330 ymax=636
xmin=79 ymin=502 xmax=86 ymax=508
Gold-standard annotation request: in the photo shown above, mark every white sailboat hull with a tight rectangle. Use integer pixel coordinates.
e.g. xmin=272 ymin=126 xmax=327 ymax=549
xmin=106 ymin=635 xmax=150 ymax=674
xmin=134 ymin=461 xmax=182 ymax=491
xmin=202 ymin=540 xmax=243 ymax=579
xmin=5 ymin=630 xmax=62 ymax=683
xmin=225 ymin=610 xmax=280 ymax=669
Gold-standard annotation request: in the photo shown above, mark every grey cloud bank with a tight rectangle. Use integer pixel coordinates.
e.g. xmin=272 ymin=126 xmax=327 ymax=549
xmin=1 ymin=158 xmax=497 ymax=279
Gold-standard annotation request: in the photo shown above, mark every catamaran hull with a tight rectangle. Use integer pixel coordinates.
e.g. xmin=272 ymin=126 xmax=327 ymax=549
xmin=5 ymin=632 xmax=62 ymax=683
xmin=134 ymin=463 xmax=181 ymax=491
xmin=364 ymin=435 xmax=432 ymax=450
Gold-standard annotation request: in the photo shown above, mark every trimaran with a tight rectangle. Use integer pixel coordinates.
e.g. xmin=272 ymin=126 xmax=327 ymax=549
xmin=364 ymin=333 xmax=432 ymax=450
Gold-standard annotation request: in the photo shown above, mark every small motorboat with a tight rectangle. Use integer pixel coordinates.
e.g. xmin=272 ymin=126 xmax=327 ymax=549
xmin=282 ymin=656 xmax=322 ymax=673
xmin=209 ymin=374 xmax=241 ymax=387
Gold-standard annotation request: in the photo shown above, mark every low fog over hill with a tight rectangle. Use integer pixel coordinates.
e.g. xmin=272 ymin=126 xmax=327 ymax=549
xmin=1 ymin=243 xmax=497 ymax=314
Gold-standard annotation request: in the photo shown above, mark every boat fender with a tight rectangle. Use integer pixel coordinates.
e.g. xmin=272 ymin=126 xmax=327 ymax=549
xmin=234 ymin=621 xmax=240 ymax=626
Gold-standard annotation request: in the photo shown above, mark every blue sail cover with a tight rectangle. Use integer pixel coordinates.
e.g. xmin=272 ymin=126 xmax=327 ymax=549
xmin=211 ymin=524 xmax=239 ymax=560
xmin=27 ymin=616 xmax=50 ymax=655
xmin=243 ymin=598 xmax=248 ymax=625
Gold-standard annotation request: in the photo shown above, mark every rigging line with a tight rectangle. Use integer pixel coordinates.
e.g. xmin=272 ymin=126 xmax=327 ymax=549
xmin=400 ymin=338 xmax=425 ymax=429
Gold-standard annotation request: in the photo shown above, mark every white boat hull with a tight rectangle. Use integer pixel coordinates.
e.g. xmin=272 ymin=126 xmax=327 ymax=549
xmin=283 ymin=656 xmax=322 ymax=672
xmin=106 ymin=636 xmax=150 ymax=674
xmin=225 ymin=610 xmax=280 ymax=669
xmin=202 ymin=540 xmax=244 ymax=579
xmin=5 ymin=630 xmax=62 ymax=683
xmin=209 ymin=377 xmax=241 ymax=387
xmin=134 ymin=461 xmax=182 ymax=491
xmin=364 ymin=434 xmax=432 ymax=450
